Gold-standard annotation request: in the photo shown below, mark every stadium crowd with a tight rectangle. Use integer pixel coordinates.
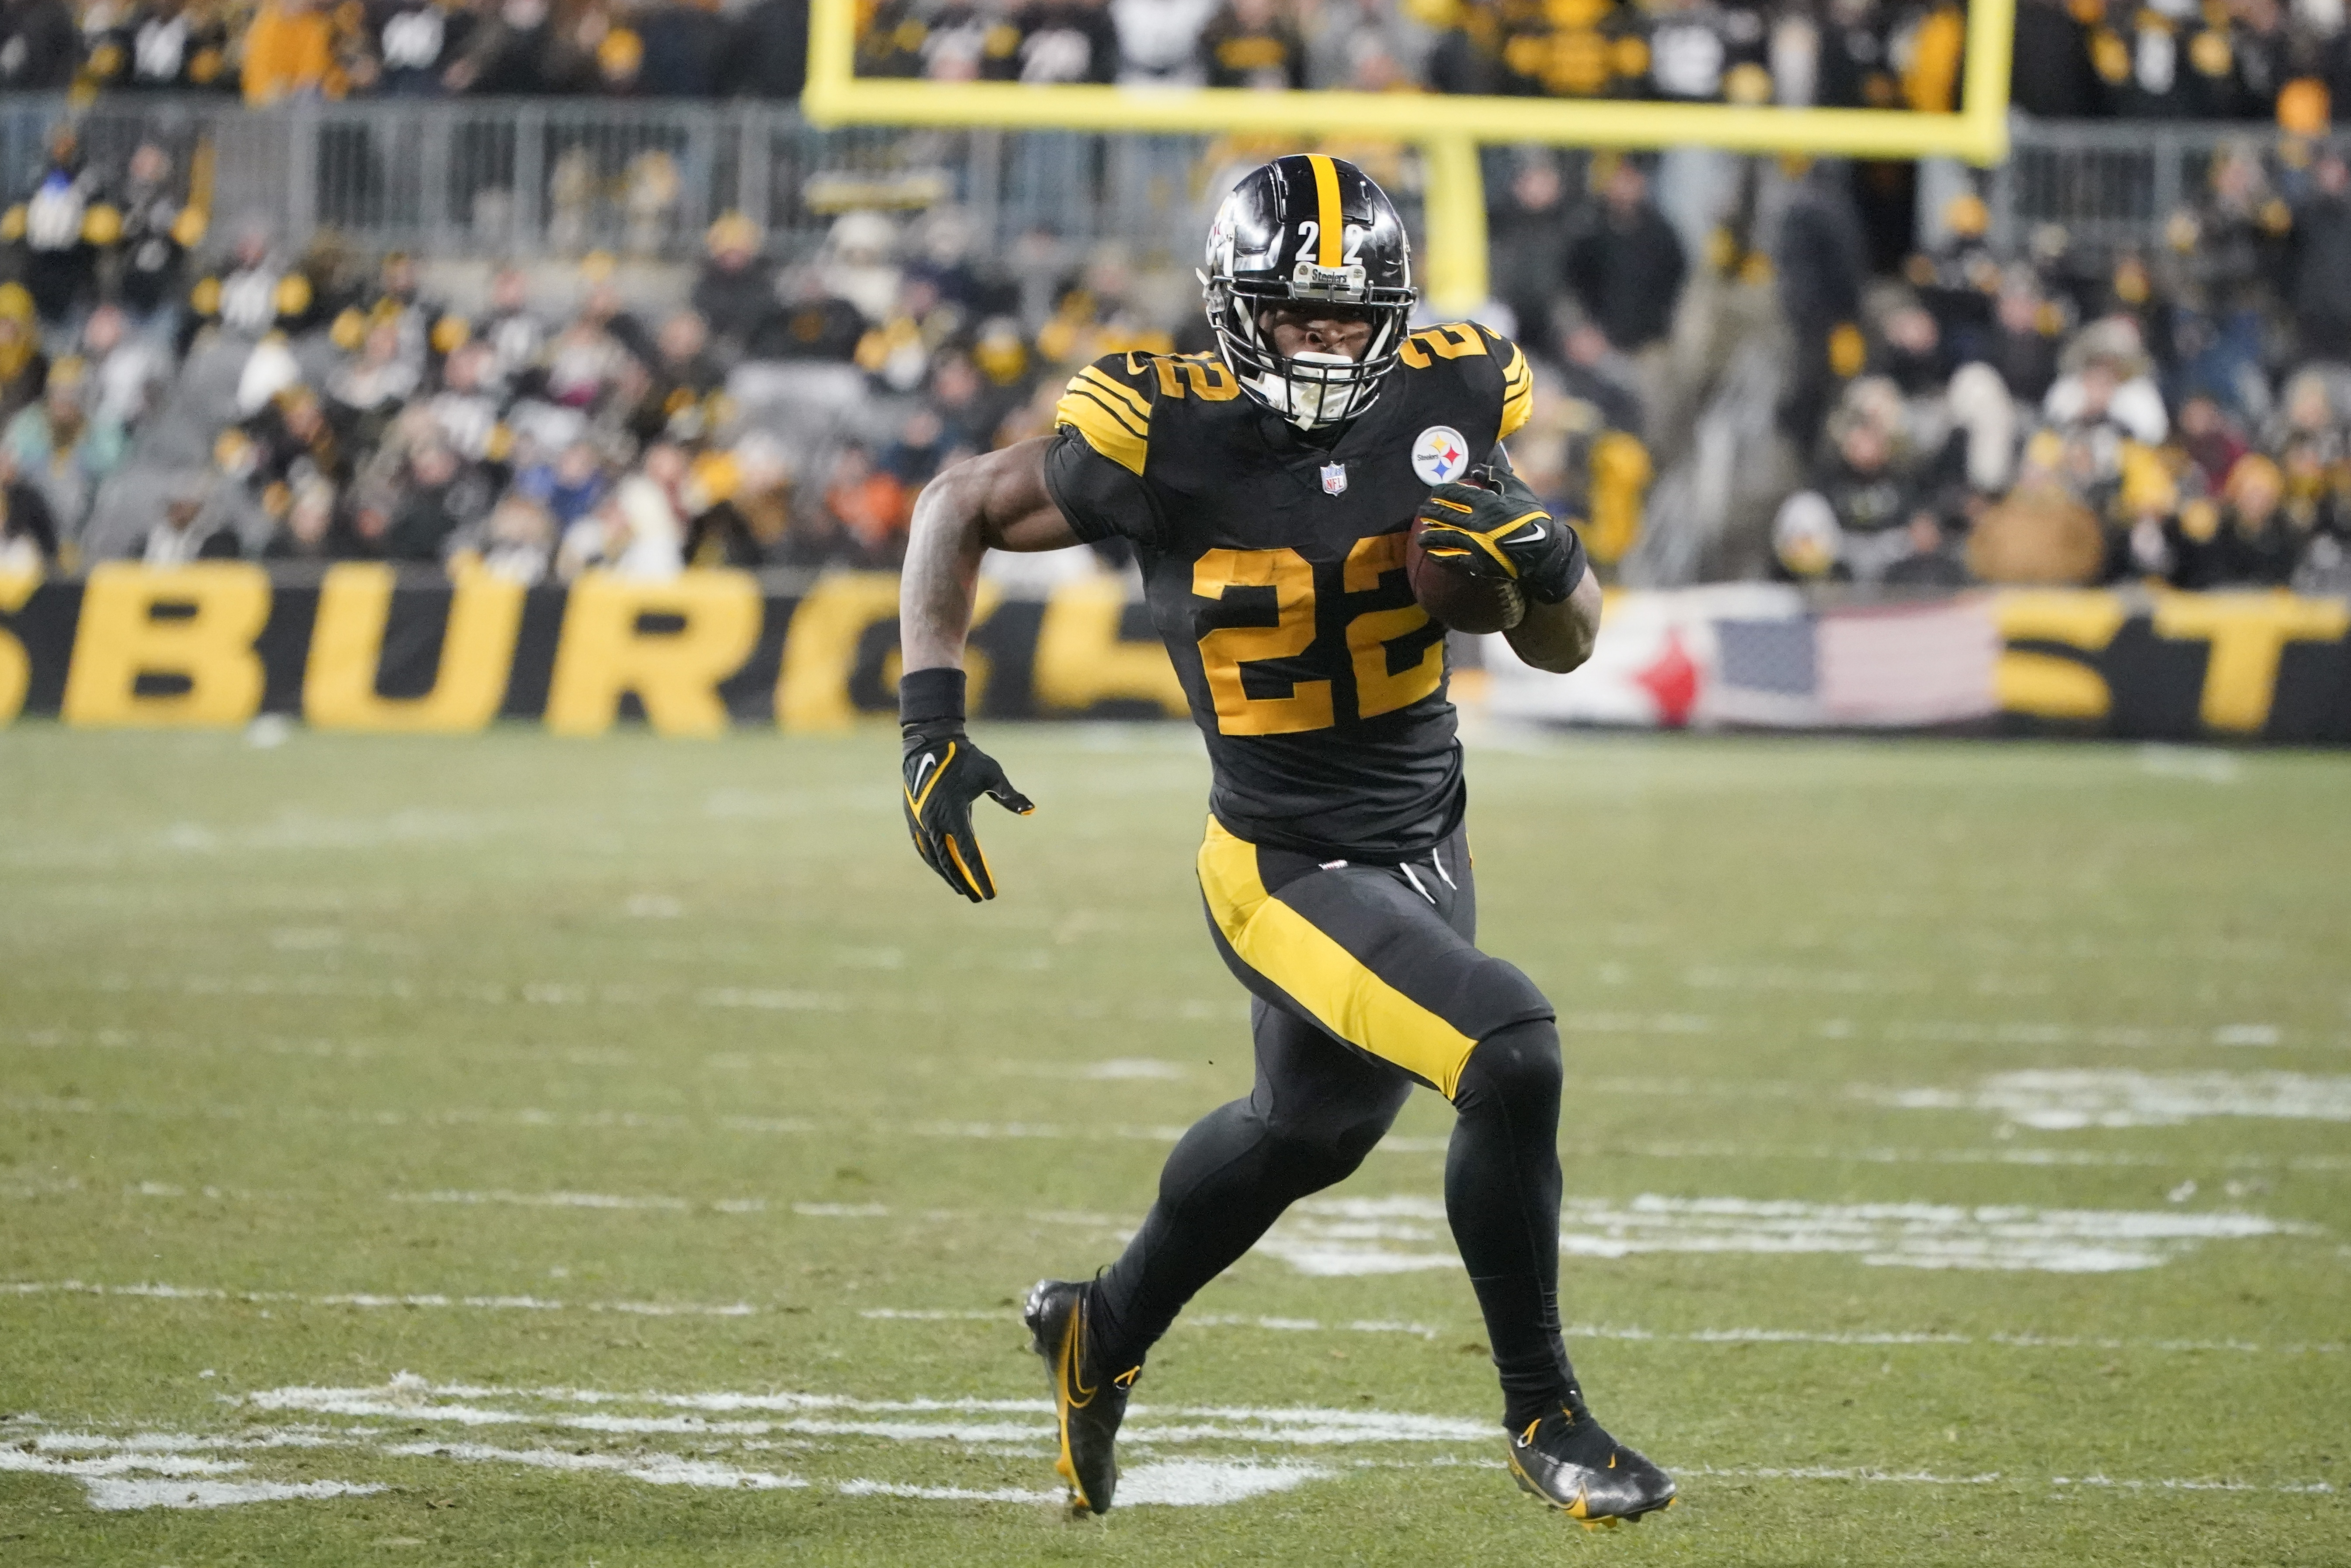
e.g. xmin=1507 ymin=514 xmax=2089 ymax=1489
xmin=9 ymin=0 xmax=2351 ymax=126
xmin=5 ymin=100 xmax=2351 ymax=592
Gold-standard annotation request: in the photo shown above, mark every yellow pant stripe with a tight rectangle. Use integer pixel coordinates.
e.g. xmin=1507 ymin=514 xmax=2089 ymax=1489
xmin=1197 ymin=818 xmax=1476 ymax=1099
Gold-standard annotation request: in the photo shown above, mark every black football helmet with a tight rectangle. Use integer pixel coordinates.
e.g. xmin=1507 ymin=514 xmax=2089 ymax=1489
xmin=1203 ymin=154 xmax=1415 ymax=430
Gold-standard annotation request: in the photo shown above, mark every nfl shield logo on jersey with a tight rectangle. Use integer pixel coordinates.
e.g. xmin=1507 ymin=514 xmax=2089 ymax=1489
xmin=1411 ymin=425 xmax=1470 ymax=486
xmin=1320 ymin=462 xmax=1348 ymax=496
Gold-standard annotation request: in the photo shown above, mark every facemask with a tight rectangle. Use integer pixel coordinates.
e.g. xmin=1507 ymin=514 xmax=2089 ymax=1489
xmin=1256 ymin=349 xmax=1359 ymax=429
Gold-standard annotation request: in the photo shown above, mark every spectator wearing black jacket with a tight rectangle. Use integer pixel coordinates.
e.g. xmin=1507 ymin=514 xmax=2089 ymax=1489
xmin=725 ymin=0 xmax=809 ymax=96
xmin=636 ymin=0 xmax=726 ymax=95
xmin=0 ymin=447 xmax=59 ymax=567
xmin=692 ymin=214 xmax=774 ymax=351
xmin=1562 ymin=159 xmax=1687 ymax=356
xmin=0 ymin=0 xmax=79 ymax=90
xmin=2289 ymin=150 xmax=2351 ymax=359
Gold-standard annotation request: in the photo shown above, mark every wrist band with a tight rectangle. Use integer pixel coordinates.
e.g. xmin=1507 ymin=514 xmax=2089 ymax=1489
xmin=898 ymin=666 xmax=967 ymax=727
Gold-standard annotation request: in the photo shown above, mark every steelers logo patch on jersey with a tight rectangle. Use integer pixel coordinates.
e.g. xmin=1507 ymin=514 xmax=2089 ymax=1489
xmin=1411 ymin=425 xmax=1471 ymax=487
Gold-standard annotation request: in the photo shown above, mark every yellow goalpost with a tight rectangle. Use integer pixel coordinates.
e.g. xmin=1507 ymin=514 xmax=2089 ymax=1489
xmin=800 ymin=0 xmax=2016 ymax=314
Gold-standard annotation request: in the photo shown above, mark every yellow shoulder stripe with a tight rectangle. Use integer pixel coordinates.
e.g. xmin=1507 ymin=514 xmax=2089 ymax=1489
xmin=1055 ymin=382 xmax=1150 ymax=475
xmin=1076 ymin=364 xmax=1153 ymax=422
xmin=1499 ymin=341 xmax=1534 ymax=438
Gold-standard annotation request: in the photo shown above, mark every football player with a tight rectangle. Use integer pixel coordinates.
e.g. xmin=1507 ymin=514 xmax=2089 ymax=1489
xmin=897 ymin=154 xmax=1673 ymax=1527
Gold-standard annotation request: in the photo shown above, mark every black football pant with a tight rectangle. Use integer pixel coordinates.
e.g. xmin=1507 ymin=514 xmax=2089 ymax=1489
xmin=1087 ymin=817 xmax=1579 ymax=1429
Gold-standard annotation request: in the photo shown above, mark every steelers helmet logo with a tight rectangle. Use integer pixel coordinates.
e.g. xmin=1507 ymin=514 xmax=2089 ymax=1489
xmin=1411 ymin=425 xmax=1471 ymax=486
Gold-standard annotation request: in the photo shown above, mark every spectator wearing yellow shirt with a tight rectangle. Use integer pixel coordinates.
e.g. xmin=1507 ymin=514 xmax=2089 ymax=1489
xmin=240 ymin=0 xmax=338 ymax=104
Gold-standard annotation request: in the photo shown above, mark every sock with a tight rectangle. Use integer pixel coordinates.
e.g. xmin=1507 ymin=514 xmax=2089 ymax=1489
xmin=1445 ymin=1018 xmax=1579 ymax=1431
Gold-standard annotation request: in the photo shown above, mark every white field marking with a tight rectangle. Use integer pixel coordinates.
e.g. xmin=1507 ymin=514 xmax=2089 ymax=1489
xmin=1 ymin=1094 xmax=816 ymax=1138
xmin=1680 ymin=965 xmax=1920 ymax=994
xmin=1563 ymin=1323 xmax=2344 ymax=1354
xmin=1602 ymin=1141 xmax=2351 ymax=1175
xmin=991 ymin=1058 xmax=1193 ymax=1081
xmin=907 ymin=1121 xmax=1190 ymax=1142
xmin=1085 ymin=1058 xmax=1189 ymax=1081
xmin=1562 ymin=1012 xmax=1718 ymax=1034
xmin=793 ymin=1202 xmax=890 ymax=1217
xmin=87 ymin=1478 xmax=387 ymax=1510
xmin=857 ymin=1305 xmax=1446 ymax=1341
xmin=1872 ymin=1070 xmax=2351 ymax=1130
xmin=13 ymin=1419 xmax=2333 ymax=1509
xmin=696 ymin=988 xmax=845 ymax=1012
xmin=2138 ymin=744 xmax=2243 ymax=783
xmin=1 ymin=1279 xmax=755 ymax=1316
xmin=1257 ymin=1195 xmax=2320 ymax=1276
xmin=382 ymin=1441 xmax=807 ymax=1490
xmin=390 ymin=1190 xmax=694 ymax=1211
xmin=858 ymin=1308 xmax=2338 ymax=1355
xmin=247 ymin=1379 xmax=1498 ymax=1448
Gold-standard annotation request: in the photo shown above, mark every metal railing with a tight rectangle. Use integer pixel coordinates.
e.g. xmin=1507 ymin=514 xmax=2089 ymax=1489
xmin=5 ymin=95 xmax=2283 ymax=268
xmin=1990 ymin=115 xmax=2299 ymax=254
xmin=1 ymin=95 xmax=1239 ymax=264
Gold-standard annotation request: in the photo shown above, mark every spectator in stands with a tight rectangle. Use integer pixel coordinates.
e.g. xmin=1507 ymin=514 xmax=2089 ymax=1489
xmin=636 ymin=0 xmax=726 ymax=95
xmin=1489 ymin=156 xmax=1575 ymax=362
xmin=0 ymin=287 xmax=51 ymax=428
xmin=692 ymin=214 xmax=774 ymax=353
xmin=993 ymin=0 xmax=1119 ymax=83
xmin=726 ymin=0 xmax=809 ymax=96
xmin=821 ymin=439 xmax=909 ymax=565
xmin=1562 ymin=158 xmax=1687 ymax=358
xmin=372 ymin=0 xmax=471 ymax=94
xmin=0 ymin=0 xmax=80 ymax=90
xmin=1773 ymin=157 xmax=1869 ymax=443
xmin=6 ymin=124 xmax=113 ymax=330
xmin=1112 ymin=0 xmax=1216 ymax=83
xmin=240 ymin=0 xmax=336 ymax=104
xmin=144 ymin=473 xmax=240 ymax=564
xmin=2290 ymin=149 xmax=2351 ymax=360
xmin=4 ymin=356 xmax=128 ymax=537
xmin=1199 ymin=0 xmax=1305 ymax=89
xmin=745 ymin=270 xmax=867 ymax=361
xmin=0 ymin=447 xmax=60 ymax=567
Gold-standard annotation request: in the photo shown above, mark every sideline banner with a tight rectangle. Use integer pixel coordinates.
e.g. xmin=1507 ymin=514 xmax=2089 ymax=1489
xmin=1 ymin=567 xmax=2347 ymax=743
xmin=1486 ymin=586 xmax=2351 ymax=744
xmin=0 ymin=564 xmax=1187 ymax=734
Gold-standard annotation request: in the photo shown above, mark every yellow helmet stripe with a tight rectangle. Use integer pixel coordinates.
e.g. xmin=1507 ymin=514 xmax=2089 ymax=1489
xmin=1306 ymin=154 xmax=1342 ymax=267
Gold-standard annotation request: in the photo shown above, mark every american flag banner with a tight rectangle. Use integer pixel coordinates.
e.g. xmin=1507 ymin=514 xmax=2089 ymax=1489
xmin=1815 ymin=598 xmax=2001 ymax=726
xmin=1483 ymin=589 xmax=2002 ymax=731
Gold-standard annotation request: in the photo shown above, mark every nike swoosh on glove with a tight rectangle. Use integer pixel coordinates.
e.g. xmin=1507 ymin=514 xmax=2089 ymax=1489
xmin=1414 ymin=471 xmax=1586 ymax=605
xmin=901 ymin=724 xmax=1034 ymax=902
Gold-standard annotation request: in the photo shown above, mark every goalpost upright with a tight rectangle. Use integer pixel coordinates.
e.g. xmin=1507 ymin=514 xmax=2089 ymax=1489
xmin=800 ymin=0 xmax=2016 ymax=314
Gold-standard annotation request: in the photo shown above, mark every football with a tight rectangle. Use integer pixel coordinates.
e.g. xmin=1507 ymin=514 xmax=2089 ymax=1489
xmin=1405 ymin=515 xmax=1526 ymax=634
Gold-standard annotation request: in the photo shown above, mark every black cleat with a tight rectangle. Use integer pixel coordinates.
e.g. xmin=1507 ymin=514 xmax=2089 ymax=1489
xmin=1504 ymin=1399 xmax=1677 ymax=1528
xmin=1022 ymin=1278 xmax=1140 ymax=1516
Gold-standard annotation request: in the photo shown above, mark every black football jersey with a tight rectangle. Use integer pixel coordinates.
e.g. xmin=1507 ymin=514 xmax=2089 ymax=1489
xmin=1042 ymin=323 xmax=1534 ymax=861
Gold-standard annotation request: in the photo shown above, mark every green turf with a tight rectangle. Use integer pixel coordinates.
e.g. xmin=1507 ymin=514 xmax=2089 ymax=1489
xmin=0 ymin=723 xmax=2345 ymax=1565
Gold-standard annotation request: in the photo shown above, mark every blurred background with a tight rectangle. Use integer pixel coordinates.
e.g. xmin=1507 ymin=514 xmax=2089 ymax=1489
xmin=1 ymin=0 xmax=2348 ymax=740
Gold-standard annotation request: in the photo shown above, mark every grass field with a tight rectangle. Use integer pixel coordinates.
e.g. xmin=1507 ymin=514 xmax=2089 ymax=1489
xmin=1 ymin=723 xmax=2347 ymax=1566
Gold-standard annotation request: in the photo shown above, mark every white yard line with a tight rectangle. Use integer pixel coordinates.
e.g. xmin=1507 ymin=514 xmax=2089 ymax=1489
xmin=1 ymin=1279 xmax=755 ymax=1316
xmin=1869 ymin=1070 xmax=2351 ymax=1129
xmin=1259 ymin=1194 xmax=2323 ymax=1276
xmin=15 ymin=1279 xmax=2335 ymax=1355
xmin=6 ymin=1406 xmax=2330 ymax=1512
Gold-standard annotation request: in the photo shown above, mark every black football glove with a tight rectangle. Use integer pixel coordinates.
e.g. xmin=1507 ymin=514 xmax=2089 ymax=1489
xmin=900 ymin=669 xmax=1033 ymax=903
xmin=1413 ymin=468 xmax=1586 ymax=606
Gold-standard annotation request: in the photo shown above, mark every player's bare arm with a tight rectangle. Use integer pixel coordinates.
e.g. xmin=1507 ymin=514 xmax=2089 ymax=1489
xmin=1504 ymin=563 xmax=1604 ymax=673
xmin=900 ymin=437 xmax=1075 ymax=673
xmin=895 ymin=438 xmax=1071 ymax=902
